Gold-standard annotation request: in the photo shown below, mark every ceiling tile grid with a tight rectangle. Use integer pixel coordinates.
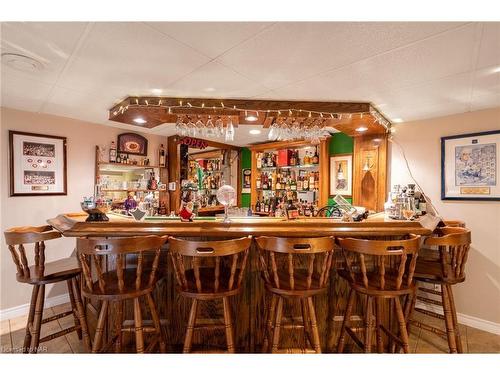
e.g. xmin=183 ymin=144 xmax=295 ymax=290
xmin=1 ymin=21 xmax=499 ymax=145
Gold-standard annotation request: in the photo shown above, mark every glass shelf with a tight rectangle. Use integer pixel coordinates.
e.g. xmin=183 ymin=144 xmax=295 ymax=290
xmin=257 ymin=164 xmax=319 ymax=171
xmin=98 ymin=163 xmax=162 ymax=173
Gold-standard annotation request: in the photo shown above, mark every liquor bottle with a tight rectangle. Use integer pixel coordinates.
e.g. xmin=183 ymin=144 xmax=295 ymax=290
xmin=264 ymin=199 xmax=269 ymax=213
xmin=286 ymin=198 xmax=299 ymax=220
xmin=109 ymin=141 xmax=117 ymax=163
xmin=314 ymin=172 xmax=319 ymax=190
xmin=297 ymin=177 xmax=303 ymax=191
xmin=147 ymin=172 xmax=158 ymax=190
xmin=267 ymin=153 xmax=273 ymax=167
xmin=256 ymin=174 xmax=261 ymax=189
xmin=159 ymin=144 xmax=166 ymax=167
xmin=256 ymin=152 xmax=262 ymax=169
xmin=304 ymin=202 xmax=312 ymax=217
xmin=309 ymin=172 xmax=315 ymax=190
xmin=290 ymin=150 xmax=296 ymax=166
xmin=304 ymin=151 xmax=310 ymax=165
xmin=116 ymin=153 xmax=121 ymax=163
xmin=255 ymin=199 xmax=261 ymax=213
xmin=312 ymin=147 xmax=319 ymax=164
xmin=303 ymin=175 xmax=309 ymax=191
xmin=419 ymin=194 xmax=427 ymax=215
xmin=276 ymin=174 xmax=282 ymax=190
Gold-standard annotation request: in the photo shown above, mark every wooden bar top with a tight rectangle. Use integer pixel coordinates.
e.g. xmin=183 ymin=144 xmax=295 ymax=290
xmin=47 ymin=212 xmax=433 ymax=238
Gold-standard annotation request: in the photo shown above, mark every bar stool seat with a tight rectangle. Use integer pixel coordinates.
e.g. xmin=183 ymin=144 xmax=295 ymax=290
xmin=4 ymin=225 xmax=91 ymax=353
xmin=409 ymin=226 xmax=471 ymax=353
xmin=256 ymin=236 xmax=336 ymax=353
xmin=169 ymin=236 xmax=252 ymax=353
xmin=16 ymin=256 xmax=81 ymax=285
xmin=337 ymin=269 xmax=415 ymax=296
xmin=77 ymin=235 xmax=168 ymax=353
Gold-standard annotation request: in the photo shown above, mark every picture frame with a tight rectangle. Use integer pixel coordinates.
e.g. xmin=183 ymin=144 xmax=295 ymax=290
xmin=330 ymin=154 xmax=353 ymax=196
xmin=441 ymin=130 xmax=500 ymax=201
xmin=9 ymin=130 xmax=67 ymax=196
xmin=242 ymin=168 xmax=251 ymax=193
xmin=117 ymin=132 xmax=148 ymax=156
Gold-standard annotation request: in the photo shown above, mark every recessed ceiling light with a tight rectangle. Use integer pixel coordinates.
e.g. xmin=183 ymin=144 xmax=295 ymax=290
xmin=356 ymin=126 xmax=368 ymax=132
xmin=249 ymin=129 xmax=261 ymax=135
xmin=491 ymin=66 xmax=500 ymax=74
xmin=133 ymin=117 xmax=147 ymax=124
xmin=1 ymin=53 xmax=43 ymax=72
xmin=245 ymin=111 xmax=258 ymax=121
xmin=392 ymin=118 xmax=404 ymax=123
xmin=151 ymin=88 xmax=162 ymax=95
xmin=204 ymin=87 xmax=216 ymax=92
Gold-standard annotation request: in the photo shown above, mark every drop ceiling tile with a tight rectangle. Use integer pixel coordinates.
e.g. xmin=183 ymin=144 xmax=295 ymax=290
xmin=217 ymin=22 xmax=467 ymax=89
xmin=1 ymin=22 xmax=88 ymax=85
xmin=471 ymin=65 xmax=500 ymax=97
xmin=275 ymin=24 xmax=477 ymax=102
xmin=167 ymin=61 xmax=270 ymax=98
xmin=57 ymin=22 xmax=210 ymax=94
xmin=476 ymin=22 xmax=500 ymax=70
xmin=470 ymin=92 xmax=500 ymax=111
xmin=146 ymin=22 xmax=273 ymax=59
xmin=0 ymin=73 xmax=53 ymax=112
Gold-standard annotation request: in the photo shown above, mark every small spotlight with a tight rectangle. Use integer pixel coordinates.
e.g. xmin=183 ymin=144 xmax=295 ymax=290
xmin=249 ymin=129 xmax=261 ymax=135
xmin=392 ymin=118 xmax=404 ymax=123
xmin=356 ymin=126 xmax=368 ymax=132
xmin=133 ymin=117 xmax=147 ymax=124
xmin=245 ymin=111 xmax=258 ymax=121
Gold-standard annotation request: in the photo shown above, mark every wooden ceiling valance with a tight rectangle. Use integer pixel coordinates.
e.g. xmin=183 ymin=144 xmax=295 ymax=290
xmin=108 ymin=96 xmax=391 ymax=136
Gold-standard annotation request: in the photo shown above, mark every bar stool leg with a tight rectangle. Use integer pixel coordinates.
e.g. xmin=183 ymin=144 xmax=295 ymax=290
xmin=222 ymin=297 xmax=235 ymax=353
xmin=364 ymin=296 xmax=373 ymax=353
xmin=394 ymin=298 xmax=410 ymax=353
xmin=92 ymin=300 xmax=108 ymax=353
xmin=30 ymin=284 xmax=45 ymax=353
xmin=301 ymin=298 xmax=313 ymax=349
xmin=146 ymin=293 xmax=166 ymax=353
xmin=441 ymin=284 xmax=458 ymax=353
xmin=115 ymin=300 xmax=123 ymax=353
xmin=446 ymin=284 xmax=463 ymax=353
xmin=67 ymin=279 xmax=82 ymax=339
xmin=133 ymin=297 xmax=145 ymax=353
xmin=271 ymin=296 xmax=284 ymax=353
xmin=262 ymin=294 xmax=277 ymax=353
xmin=183 ymin=299 xmax=198 ymax=353
xmin=337 ymin=289 xmax=355 ymax=353
xmin=70 ymin=277 xmax=92 ymax=352
xmin=307 ymin=297 xmax=321 ymax=353
xmin=375 ymin=297 xmax=384 ymax=353
xmin=23 ymin=285 xmax=39 ymax=353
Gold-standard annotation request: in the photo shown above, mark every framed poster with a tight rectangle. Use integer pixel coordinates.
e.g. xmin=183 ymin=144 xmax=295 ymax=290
xmin=117 ymin=132 xmax=148 ymax=156
xmin=330 ymin=154 xmax=353 ymax=196
xmin=9 ymin=131 xmax=67 ymax=196
xmin=441 ymin=130 xmax=500 ymax=201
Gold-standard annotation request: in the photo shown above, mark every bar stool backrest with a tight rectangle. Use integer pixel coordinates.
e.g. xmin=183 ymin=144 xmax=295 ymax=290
xmin=76 ymin=235 xmax=167 ymax=296
xmin=4 ymin=225 xmax=61 ymax=281
xmin=337 ymin=234 xmax=420 ymax=291
xmin=168 ymin=236 xmax=252 ymax=293
xmin=255 ymin=236 xmax=336 ymax=291
xmin=424 ymin=227 xmax=471 ymax=283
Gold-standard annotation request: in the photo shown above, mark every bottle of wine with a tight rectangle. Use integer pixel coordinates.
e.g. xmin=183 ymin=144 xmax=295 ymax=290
xmin=286 ymin=198 xmax=299 ymax=220
xmin=109 ymin=141 xmax=117 ymax=163
xmin=255 ymin=199 xmax=261 ymax=213
xmin=312 ymin=147 xmax=319 ymax=164
xmin=116 ymin=153 xmax=121 ymax=163
xmin=256 ymin=174 xmax=261 ymax=190
xmin=159 ymin=144 xmax=166 ymax=167
xmin=256 ymin=152 xmax=262 ymax=169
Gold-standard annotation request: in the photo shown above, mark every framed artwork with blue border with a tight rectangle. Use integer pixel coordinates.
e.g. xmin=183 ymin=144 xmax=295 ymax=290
xmin=441 ymin=130 xmax=500 ymax=201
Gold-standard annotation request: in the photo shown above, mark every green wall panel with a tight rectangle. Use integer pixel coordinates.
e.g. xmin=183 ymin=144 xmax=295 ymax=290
xmin=241 ymin=147 xmax=251 ymax=207
xmin=329 ymin=132 xmax=354 ymax=155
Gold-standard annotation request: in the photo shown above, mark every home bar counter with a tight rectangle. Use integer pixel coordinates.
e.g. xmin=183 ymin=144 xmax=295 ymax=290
xmin=47 ymin=212 xmax=434 ymax=353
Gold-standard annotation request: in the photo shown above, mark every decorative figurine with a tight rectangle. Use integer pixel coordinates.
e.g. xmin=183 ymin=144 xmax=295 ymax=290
xmin=179 ymin=200 xmax=195 ymax=222
xmin=124 ymin=192 xmax=137 ymax=212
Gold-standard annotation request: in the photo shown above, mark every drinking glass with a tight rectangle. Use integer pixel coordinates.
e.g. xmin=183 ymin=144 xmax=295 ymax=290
xmin=401 ymin=197 xmax=416 ymax=220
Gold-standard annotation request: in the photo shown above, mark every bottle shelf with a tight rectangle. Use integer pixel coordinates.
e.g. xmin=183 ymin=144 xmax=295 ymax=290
xmin=257 ymin=164 xmax=319 ymax=171
xmin=101 ymin=189 xmax=163 ymax=192
xmin=98 ymin=162 xmax=163 ymax=172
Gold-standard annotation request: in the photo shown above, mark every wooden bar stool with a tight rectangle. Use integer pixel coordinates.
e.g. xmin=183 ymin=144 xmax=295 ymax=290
xmin=4 ymin=225 xmax=91 ymax=353
xmin=336 ymin=234 xmax=420 ymax=353
xmin=76 ymin=235 xmax=168 ymax=353
xmin=168 ymin=236 xmax=252 ymax=353
xmin=255 ymin=236 xmax=336 ymax=353
xmin=409 ymin=227 xmax=471 ymax=353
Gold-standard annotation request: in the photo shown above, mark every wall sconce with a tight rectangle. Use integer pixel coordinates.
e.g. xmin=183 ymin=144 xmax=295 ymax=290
xmin=362 ymin=155 xmax=374 ymax=172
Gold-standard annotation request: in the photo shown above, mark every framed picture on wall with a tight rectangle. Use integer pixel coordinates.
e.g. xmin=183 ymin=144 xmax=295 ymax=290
xmin=330 ymin=154 xmax=353 ymax=196
xmin=9 ymin=131 xmax=67 ymax=196
xmin=242 ymin=168 xmax=251 ymax=193
xmin=441 ymin=130 xmax=500 ymax=201
xmin=117 ymin=132 xmax=148 ymax=156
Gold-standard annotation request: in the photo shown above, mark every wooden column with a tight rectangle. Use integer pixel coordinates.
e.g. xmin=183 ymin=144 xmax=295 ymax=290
xmin=167 ymin=136 xmax=180 ymax=214
xmin=318 ymin=138 xmax=330 ymax=207
xmin=352 ymin=134 xmax=388 ymax=212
